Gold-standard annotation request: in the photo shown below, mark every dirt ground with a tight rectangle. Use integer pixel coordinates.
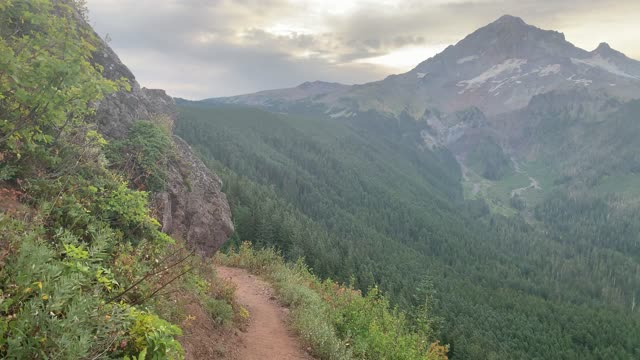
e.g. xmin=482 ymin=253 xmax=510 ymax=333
xmin=216 ymin=266 xmax=314 ymax=360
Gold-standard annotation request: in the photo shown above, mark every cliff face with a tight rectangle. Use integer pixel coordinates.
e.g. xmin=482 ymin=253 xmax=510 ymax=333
xmin=155 ymin=136 xmax=234 ymax=255
xmin=91 ymin=36 xmax=233 ymax=256
xmin=91 ymin=41 xmax=176 ymax=138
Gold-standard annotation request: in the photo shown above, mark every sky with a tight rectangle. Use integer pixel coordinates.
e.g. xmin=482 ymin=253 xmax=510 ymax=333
xmin=86 ymin=0 xmax=640 ymax=100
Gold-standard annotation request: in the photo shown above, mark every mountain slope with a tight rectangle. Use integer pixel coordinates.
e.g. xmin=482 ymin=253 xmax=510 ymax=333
xmin=0 ymin=2 xmax=240 ymax=358
xmin=176 ymin=13 xmax=640 ymax=360
xmin=176 ymin=104 xmax=640 ymax=359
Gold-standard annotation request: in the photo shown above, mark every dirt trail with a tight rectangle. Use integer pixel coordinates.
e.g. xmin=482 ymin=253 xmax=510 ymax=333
xmin=216 ymin=266 xmax=313 ymax=360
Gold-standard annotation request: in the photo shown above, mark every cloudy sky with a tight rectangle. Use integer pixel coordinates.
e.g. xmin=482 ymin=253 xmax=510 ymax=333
xmin=86 ymin=0 xmax=640 ymax=99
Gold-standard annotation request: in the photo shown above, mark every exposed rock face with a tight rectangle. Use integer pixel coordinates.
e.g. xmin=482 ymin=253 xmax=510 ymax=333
xmin=92 ymin=42 xmax=177 ymax=139
xmin=90 ymin=34 xmax=233 ymax=256
xmin=154 ymin=137 xmax=234 ymax=256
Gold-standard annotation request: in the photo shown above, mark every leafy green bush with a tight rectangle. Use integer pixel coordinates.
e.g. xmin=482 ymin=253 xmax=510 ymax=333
xmin=107 ymin=121 xmax=173 ymax=192
xmin=0 ymin=217 xmax=125 ymax=358
xmin=0 ymin=0 xmax=128 ymax=174
xmin=0 ymin=3 xmax=186 ymax=358
xmin=204 ymin=298 xmax=234 ymax=327
xmin=127 ymin=308 xmax=184 ymax=359
xmin=0 ymin=199 xmax=183 ymax=359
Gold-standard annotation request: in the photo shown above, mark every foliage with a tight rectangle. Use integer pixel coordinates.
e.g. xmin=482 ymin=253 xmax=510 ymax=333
xmin=204 ymin=298 xmax=234 ymax=327
xmin=107 ymin=120 xmax=173 ymax=192
xmin=0 ymin=2 xmax=185 ymax=358
xmin=0 ymin=167 xmax=185 ymax=359
xmin=127 ymin=308 xmax=183 ymax=359
xmin=0 ymin=0 xmax=128 ymax=173
xmin=25 ymin=170 xmax=172 ymax=246
xmin=218 ymin=242 xmax=448 ymax=360
xmin=0 ymin=217 xmax=124 ymax=359
xmin=0 ymin=213 xmax=185 ymax=359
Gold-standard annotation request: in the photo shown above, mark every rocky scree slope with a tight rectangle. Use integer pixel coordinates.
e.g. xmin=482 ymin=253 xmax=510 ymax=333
xmin=91 ymin=32 xmax=233 ymax=256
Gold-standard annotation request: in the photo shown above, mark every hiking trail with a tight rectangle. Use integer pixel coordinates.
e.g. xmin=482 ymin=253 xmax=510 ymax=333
xmin=216 ymin=266 xmax=314 ymax=360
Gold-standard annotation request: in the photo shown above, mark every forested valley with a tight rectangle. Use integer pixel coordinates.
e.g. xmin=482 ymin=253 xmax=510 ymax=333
xmin=176 ymin=103 xmax=640 ymax=359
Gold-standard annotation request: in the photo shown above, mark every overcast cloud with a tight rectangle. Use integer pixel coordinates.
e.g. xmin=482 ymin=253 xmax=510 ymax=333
xmin=86 ymin=0 xmax=640 ymax=99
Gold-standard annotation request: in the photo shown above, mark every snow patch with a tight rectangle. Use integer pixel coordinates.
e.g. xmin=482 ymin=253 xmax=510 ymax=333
xmin=571 ymin=55 xmax=639 ymax=80
xmin=416 ymin=72 xmax=428 ymax=79
xmin=538 ymin=64 xmax=561 ymax=77
xmin=457 ymin=58 xmax=527 ymax=94
xmin=566 ymin=74 xmax=592 ymax=86
xmin=456 ymin=55 xmax=479 ymax=64
xmin=329 ymin=109 xmax=354 ymax=118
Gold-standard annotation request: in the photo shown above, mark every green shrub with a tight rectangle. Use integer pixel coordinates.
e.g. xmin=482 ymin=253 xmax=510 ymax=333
xmin=0 ymin=2 xmax=186 ymax=359
xmin=127 ymin=308 xmax=184 ymax=359
xmin=0 ymin=217 xmax=128 ymax=359
xmin=0 ymin=0 xmax=128 ymax=175
xmin=0 ymin=210 xmax=187 ymax=359
xmin=107 ymin=121 xmax=173 ymax=192
xmin=204 ymin=298 xmax=234 ymax=327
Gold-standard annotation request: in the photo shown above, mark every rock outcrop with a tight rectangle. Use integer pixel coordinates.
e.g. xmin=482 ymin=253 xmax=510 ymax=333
xmin=90 ymin=32 xmax=233 ymax=256
xmin=91 ymin=39 xmax=177 ymax=139
xmin=154 ymin=137 xmax=234 ymax=256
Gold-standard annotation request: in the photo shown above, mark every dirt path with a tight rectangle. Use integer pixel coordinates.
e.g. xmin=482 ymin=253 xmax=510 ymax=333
xmin=216 ymin=266 xmax=313 ymax=360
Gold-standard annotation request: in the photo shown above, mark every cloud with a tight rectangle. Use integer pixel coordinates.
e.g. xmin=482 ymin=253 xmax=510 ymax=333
xmin=86 ymin=0 xmax=640 ymax=99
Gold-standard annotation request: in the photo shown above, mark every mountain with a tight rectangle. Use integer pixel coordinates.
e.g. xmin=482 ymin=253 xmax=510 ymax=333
xmin=208 ymin=81 xmax=349 ymax=109
xmin=205 ymin=15 xmax=640 ymax=211
xmin=209 ymin=15 xmax=640 ymax=118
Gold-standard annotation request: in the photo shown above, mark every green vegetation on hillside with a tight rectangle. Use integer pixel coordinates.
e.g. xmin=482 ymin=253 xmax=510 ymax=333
xmin=517 ymin=94 xmax=640 ymax=193
xmin=465 ymin=136 xmax=511 ymax=181
xmin=177 ymin=103 xmax=640 ymax=359
xmin=0 ymin=2 xmax=241 ymax=358
xmin=106 ymin=119 xmax=173 ymax=192
xmin=177 ymin=105 xmax=467 ymax=303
